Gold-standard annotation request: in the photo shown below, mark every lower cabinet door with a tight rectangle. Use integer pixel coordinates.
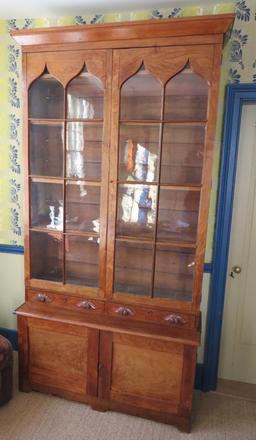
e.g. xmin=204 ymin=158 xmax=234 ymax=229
xmin=99 ymin=331 xmax=196 ymax=420
xmin=18 ymin=315 xmax=99 ymax=402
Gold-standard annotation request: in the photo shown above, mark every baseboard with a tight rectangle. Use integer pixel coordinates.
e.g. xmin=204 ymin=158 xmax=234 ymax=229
xmin=0 ymin=244 xmax=24 ymax=254
xmin=0 ymin=328 xmax=18 ymax=350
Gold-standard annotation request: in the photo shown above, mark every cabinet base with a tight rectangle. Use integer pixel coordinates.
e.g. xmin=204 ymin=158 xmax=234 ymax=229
xmin=21 ymin=384 xmax=191 ymax=433
xmin=27 ymin=382 xmax=89 ymax=405
xmin=102 ymin=399 xmax=191 ymax=433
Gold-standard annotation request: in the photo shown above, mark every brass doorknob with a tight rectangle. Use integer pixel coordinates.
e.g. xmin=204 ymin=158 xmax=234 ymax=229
xmin=230 ymin=266 xmax=242 ymax=277
xmin=233 ymin=266 xmax=242 ymax=274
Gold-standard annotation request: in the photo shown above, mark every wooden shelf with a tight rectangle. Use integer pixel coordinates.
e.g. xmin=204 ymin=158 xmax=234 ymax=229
xmin=119 ymin=119 xmax=207 ymax=125
xmin=30 ymin=176 xmax=63 ymax=183
xmin=117 ymin=180 xmax=201 ymax=190
xmin=30 ymin=226 xmax=63 ymax=234
xmin=29 ymin=175 xmax=101 ymax=185
xmin=66 ymin=179 xmax=101 ymax=185
xmin=115 ymin=235 xmax=197 ymax=248
xmin=30 ymin=227 xmax=99 ymax=238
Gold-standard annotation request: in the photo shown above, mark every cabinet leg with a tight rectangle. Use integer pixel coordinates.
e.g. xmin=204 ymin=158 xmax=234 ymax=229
xmin=177 ymin=417 xmax=191 ymax=433
xmin=19 ymin=382 xmax=32 ymax=393
xmin=18 ymin=316 xmax=31 ymax=393
xmin=90 ymin=401 xmax=108 ymax=413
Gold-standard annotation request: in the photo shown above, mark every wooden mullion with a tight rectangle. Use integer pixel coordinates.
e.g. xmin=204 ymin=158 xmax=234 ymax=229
xmin=24 ymin=53 xmax=31 ymax=284
xmin=98 ymin=49 xmax=112 ymax=297
xmin=192 ymin=43 xmax=223 ymax=311
xmin=163 ymin=120 xmax=207 ymax=126
xmin=150 ymin=83 xmax=166 ymax=298
xmin=65 ymin=118 xmax=103 ymax=123
xmin=29 ymin=176 xmax=63 ymax=184
xmin=63 ymin=84 xmax=67 ymax=286
xmin=119 ymin=119 xmax=207 ymax=126
xmin=105 ymin=50 xmax=120 ymax=299
xmin=119 ymin=119 xmax=161 ymax=125
xmin=117 ymin=180 xmax=157 ymax=185
xmin=29 ymin=118 xmax=103 ymax=123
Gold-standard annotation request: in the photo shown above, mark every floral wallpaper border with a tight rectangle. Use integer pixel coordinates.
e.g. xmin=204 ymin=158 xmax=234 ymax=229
xmin=0 ymin=1 xmax=256 ymax=258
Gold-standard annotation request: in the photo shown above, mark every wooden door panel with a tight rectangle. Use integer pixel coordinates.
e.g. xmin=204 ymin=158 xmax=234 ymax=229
xmin=100 ymin=332 xmax=187 ymax=412
xmin=26 ymin=50 xmax=107 ymax=88
xmin=111 ymin=334 xmax=183 ymax=400
xmin=27 ymin=318 xmax=99 ymax=398
xmin=117 ymin=45 xmax=214 ymax=86
xmin=107 ymin=43 xmax=222 ymax=311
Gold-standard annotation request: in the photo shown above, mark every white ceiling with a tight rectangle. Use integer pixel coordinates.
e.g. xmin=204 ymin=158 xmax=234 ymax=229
xmin=0 ymin=0 xmax=235 ymax=19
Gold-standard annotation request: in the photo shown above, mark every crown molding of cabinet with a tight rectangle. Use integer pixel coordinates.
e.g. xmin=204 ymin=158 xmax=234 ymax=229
xmin=11 ymin=13 xmax=234 ymax=50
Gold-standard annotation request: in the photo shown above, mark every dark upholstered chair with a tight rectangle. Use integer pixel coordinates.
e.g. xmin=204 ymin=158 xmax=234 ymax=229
xmin=0 ymin=335 xmax=13 ymax=405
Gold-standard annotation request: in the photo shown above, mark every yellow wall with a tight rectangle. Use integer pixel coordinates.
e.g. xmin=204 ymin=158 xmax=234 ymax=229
xmin=1 ymin=1 xmax=256 ymax=354
xmin=0 ymin=253 xmax=24 ymax=328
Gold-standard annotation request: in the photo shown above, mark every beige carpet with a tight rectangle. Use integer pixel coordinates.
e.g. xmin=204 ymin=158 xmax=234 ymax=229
xmin=0 ymin=386 xmax=256 ymax=440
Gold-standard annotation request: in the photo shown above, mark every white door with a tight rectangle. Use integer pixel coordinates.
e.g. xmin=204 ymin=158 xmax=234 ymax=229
xmin=219 ymin=103 xmax=256 ymax=384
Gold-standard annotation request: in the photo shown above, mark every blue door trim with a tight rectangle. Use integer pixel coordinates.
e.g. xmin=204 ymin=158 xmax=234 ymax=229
xmin=203 ymin=83 xmax=256 ymax=391
xmin=0 ymin=244 xmax=24 ymax=254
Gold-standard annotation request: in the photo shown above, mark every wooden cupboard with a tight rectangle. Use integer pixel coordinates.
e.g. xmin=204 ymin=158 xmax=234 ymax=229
xmin=12 ymin=14 xmax=234 ymax=432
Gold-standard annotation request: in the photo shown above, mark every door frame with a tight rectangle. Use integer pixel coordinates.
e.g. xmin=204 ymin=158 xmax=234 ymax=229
xmin=203 ymin=83 xmax=256 ymax=391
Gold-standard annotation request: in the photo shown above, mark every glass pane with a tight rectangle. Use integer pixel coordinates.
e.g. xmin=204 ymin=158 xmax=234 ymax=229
xmin=118 ymin=123 xmax=160 ymax=182
xmin=67 ymin=68 xmax=103 ymax=119
xmin=66 ymin=122 xmax=102 ymax=179
xmin=164 ymin=66 xmax=208 ymax=121
xmin=161 ymin=124 xmax=205 ymax=185
xmin=30 ymin=122 xmax=64 ymax=177
xmin=114 ymin=241 xmax=153 ymax=296
xmin=29 ymin=72 xmax=64 ymax=119
xmin=116 ymin=184 xmax=157 ymax=238
xmin=31 ymin=231 xmax=63 ymax=282
xmin=65 ymin=235 xmax=99 ymax=287
xmin=120 ymin=66 xmax=162 ymax=120
xmin=157 ymin=188 xmax=200 ymax=243
xmin=31 ymin=182 xmax=63 ymax=231
xmin=154 ymin=245 xmax=195 ymax=301
xmin=66 ymin=182 xmax=100 ymax=233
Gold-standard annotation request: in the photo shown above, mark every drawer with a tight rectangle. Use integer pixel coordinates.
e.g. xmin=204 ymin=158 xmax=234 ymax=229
xmin=106 ymin=302 xmax=195 ymax=329
xmin=27 ymin=290 xmax=105 ymax=314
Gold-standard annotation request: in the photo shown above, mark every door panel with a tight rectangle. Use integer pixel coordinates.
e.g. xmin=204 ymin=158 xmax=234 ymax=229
xmin=99 ymin=331 xmax=196 ymax=415
xmin=26 ymin=50 xmax=107 ymax=88
xmin=219 ymin=103 xmax=256 ymax=384
xmin=111 ymin=334 xmax=183 ymax=400
xmin=106 ymin=46 xmax=215 ymax=309
xmin=27 ymin=318 xmax=99 ymax=398
xmin=117 ymin=46 xmax=214 ymax=87
xmin=27 ymin=49 xmax=110 ymax=295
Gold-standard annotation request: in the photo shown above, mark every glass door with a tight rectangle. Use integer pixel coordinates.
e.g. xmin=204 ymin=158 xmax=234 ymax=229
xmin=108 ymin=48 xmax=210 ymax=307
xmin=28 ymin=54 xmax=108 ymax=295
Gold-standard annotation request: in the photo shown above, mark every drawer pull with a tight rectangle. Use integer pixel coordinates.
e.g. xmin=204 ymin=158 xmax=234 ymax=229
xmin=164 ymin=314 xmax=186 ymax=325
xmin=77 ymin=300 xmax=96 ymax=310
xmin=115 ymin=306 xmax=134 ymax=317
xmin=35 ymin=293 xmax=51 ymax=303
